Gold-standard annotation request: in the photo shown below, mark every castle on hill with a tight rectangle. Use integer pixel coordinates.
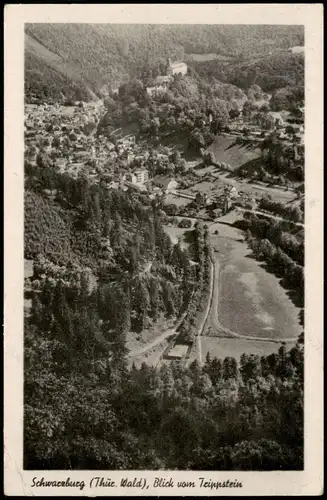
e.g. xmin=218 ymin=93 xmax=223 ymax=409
xmin=166 ymin=57 xmax=187 ymax=76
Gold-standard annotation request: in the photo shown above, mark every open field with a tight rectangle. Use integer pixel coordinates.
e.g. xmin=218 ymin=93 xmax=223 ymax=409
xmin=187 ymin=336 xmax=296 ymax=365
xmin=164 ymin=194 xmax=192 ymax=207
xmin=207 ymin=135 xmax=261 ymax=169
xmin=187 ymin=53 xmax=235 ymax=62
xmin=192 ymin=165 xmax=217 ymax=176
xmin=207 ymin=221 xmax=302 ymax=341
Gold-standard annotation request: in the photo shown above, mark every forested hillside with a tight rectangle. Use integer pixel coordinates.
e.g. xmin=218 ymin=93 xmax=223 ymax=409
xmin=25 ymin=24 xmax=304 ymax=102
xmin=24 ymin=158 xmax=304 ymax=472
xmin=191 ymin=52 xmax=304 ymax=92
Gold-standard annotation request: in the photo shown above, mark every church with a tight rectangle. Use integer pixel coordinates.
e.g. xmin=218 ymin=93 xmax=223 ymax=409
xmin=166 ymin=57 xmax=187 ymax=76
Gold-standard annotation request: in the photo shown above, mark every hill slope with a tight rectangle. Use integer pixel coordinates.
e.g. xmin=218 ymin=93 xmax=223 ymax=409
xmin=25 ymin=24 xmax=304 ymax=102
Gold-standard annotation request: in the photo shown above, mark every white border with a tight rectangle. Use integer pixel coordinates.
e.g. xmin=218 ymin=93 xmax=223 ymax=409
xmin=4 ymin=4 xmax=323 ymax=496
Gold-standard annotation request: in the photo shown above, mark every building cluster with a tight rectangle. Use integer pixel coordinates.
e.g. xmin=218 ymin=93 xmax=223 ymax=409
xmin=146 ymin=57 xmax=188 ymax=96
xmin=24 ymin=101 xmax=185 ymax=201
xmin=228 ymin=105 xmax=304 ymax=147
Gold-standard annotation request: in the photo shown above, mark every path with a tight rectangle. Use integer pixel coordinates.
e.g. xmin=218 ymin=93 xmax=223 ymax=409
xmin=195 ymin=252 xmax=216 ymax=365
xmin=129 ymin=296 xmax=193 ymax=359
xmin=235 ymin=207 xmax=304 ymax=227
xmin=129 ymin=327 xmax=177 ymax=358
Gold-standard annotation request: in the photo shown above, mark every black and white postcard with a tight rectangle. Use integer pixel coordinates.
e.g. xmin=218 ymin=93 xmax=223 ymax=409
xmin=4 ymin=3 xmax=323 ymax=496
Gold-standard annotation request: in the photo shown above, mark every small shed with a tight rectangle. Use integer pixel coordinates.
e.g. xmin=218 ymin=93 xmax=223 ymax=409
xmin=165 ymin=344 xmax=189 ymax=360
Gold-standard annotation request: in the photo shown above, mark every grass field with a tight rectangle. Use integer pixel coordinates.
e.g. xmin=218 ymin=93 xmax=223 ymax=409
xmin=188 ymin=336 xmax=296 ymax=364
xmin=207 ymin=135 xmax=261 ymax=169
xmin=187 ymin=53 xmax=234 ymax=61
xmin=208 ymin=223 xmax=302 ymax=341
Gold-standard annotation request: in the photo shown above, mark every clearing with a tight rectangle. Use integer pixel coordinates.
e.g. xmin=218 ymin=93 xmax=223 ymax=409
xmin=187 ymin=53 xmax=235 ymax=62
xmin=163 ymin=225 xmax=194 ymax=249
xmin=207 ymin=220 xmax=302 ymax=341
xmin=187 ymin=335 xmax=296 ymax=364
xmin=207 ymin=135 xmax=261 ymax=169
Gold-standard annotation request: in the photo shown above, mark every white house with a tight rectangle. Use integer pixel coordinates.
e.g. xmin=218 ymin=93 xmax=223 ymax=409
xmin=229 ymin=186 xmax=239 ymax=198
xmin=167 ymin=58 xmax=187 ymax=76
xmin=125 ymin=169 xmax=149 ymax=185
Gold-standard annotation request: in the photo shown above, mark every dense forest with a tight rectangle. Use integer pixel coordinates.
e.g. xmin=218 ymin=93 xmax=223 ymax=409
xmin=24 ymin=24 xmax=304 ymax=102
xmin=191 ymin=52 xmax=304 ymax=92
xmin=24 ymin=154 xmax=304 ymax=472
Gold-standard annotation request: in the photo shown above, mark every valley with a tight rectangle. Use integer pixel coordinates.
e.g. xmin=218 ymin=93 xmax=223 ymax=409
xmin=23 ymin=22 xmax=305 ymax=472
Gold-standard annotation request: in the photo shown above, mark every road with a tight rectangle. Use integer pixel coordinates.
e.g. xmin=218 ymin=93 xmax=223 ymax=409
xmin=235 ymin=207 xmax=304 ymax=227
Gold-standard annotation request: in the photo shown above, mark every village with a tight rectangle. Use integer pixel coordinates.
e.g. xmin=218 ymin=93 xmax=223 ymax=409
xmin=24 ymin=62 xmax=305 ymax=349
xmin=25 ymin=94 xmax=304 ymax=217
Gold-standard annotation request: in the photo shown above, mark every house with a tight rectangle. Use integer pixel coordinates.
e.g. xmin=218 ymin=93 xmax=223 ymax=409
xmin=167 ymin=58 xmax=187 ymax=76
xmin=74 ymin=151 xmax=90 ymax=161
xmin=134 ymin=169 xmax=149 ymax=184
xmin=216 ymin=195 xmax=233 ymax=214
xmin=127 ymin=152 xmax=135 ymax=165
xmin=146 ymin=85 xmax=168 ymax=96
xmin=152 ymin=176 xmax=178 ymax=193
xmin=228 ymin=186 xmax=239 ymax=199
xmin=164 ymin=344 xmax=189 ymax=360
xmin=126 ymin=169 xmax=148 ymax=185
xmin=195 ymin=192 xmax=207 ymax=206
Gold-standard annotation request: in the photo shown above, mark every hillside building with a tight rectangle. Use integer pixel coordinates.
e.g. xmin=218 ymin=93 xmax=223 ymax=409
xmin=164 ymin=344 xmax=189 ymax=360
xmin=166 ymin=58 xmax=187 ymax=76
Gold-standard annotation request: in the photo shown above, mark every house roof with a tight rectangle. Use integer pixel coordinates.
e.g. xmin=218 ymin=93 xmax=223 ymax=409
xmin=167 ymin=344 xmax=189 ymax=358
xmin=170 ymin=61 xmax=187 ymax=69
